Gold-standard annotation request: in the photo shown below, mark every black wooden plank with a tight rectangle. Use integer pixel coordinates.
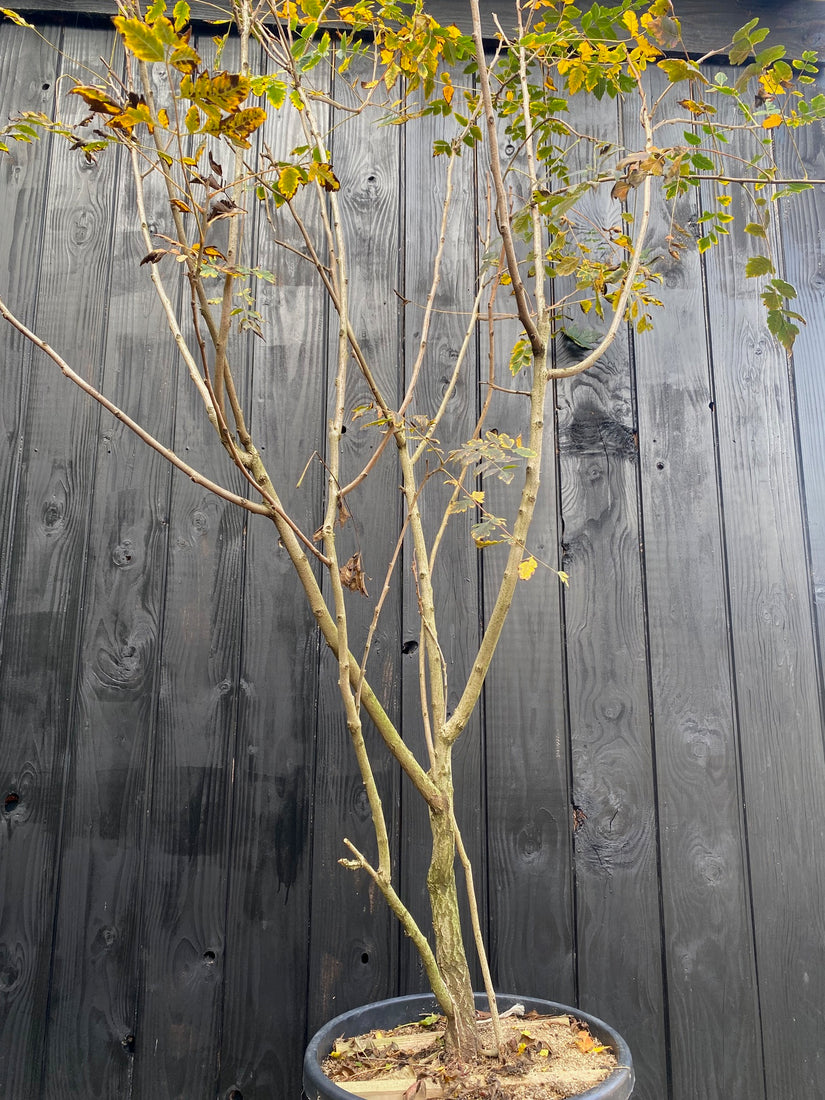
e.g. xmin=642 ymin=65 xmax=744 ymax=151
xmin=305 ymin=54 xmax=404 ymax=1034
xmin=555 ymin=94 xmax=667 ymax=1100
xmin=775 ymin=71 xmax=825 ymax=696
xmin=36 ymin=30 xmax=179 ymax=1100
xmin=627 ymin=69 xmax=764 ymax=1100
xmin=0 ymin=25 xmax=58 ymax=666
xmin=0 ymin=21 xmax=60 ymax=1099
xmin=126 ymin=34 xmax=249 ymax=1098
xmin=215 ymin=51 xmax=329 ymax=1099
xmin=700 ymin=70 xmax=825 ymax=1099
xmin=479 ymin=116 xmax=575 ymax=1005
xmin=398 ymin=74 xmax=486 ymax=996
xmin=0 ymin=22 xmax=123 ymax=1099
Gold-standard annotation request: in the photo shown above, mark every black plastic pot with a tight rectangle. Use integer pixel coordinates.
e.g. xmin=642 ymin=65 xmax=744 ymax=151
xmin=303 ymin=992 xmax=634 ymax=1099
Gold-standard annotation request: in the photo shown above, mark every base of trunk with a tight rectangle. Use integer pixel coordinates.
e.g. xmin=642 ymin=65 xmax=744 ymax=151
xmin=302 ymin=993 xmax=634 ymax=1100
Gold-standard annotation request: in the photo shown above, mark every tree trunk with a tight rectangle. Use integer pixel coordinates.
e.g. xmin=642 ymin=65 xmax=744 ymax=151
xmin=427 ymin=783 xmax=478 ymax=1060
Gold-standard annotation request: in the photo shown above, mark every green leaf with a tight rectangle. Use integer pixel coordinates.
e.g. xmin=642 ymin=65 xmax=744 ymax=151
xmin=744 ymin=222 xmax=767 ymax=237
xmin=172 ymin=0 xmax=189 ymax=30
xmin=732 ymin=17 xmax=760 ymax=41
xmin=690 ymin=152 xmax=715 ymax=172
xmin=417 ymin=1013 xmax=440 ymax=1028
xmin=773 ymin=182 xmax=814 ymax=199
xmin=553 ymin=255 xmax=579 ymax=277
xmin=658 ymin=58 xmax=691 ymax=83
xmin=769 ymin=278 xmax=797 ymax=299
xmin=754 ymin=44 xmax=787 ymax=68
xmin=766 ymin=309 xmax=799 ymax=351
xmin=509 ymin=336 xmax=532 ymax=377
xmin=113 ymin=15 xmax=177 ymax=62
xmin=682 ymin=130 xmax=701 ymax=146
xmin=745 ymin=254 xmax=775 ymax=278
xmin=561 ymin=324 xmax=599 ymax=350
xmin=266 ymin=80 xmax=287 ymax=109
xmin=471 ymin=518 xmax=507 ymax=547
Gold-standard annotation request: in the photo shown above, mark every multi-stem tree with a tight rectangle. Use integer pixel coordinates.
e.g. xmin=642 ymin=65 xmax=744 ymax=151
xmin=1 ymin=0 xmax=822 ymax=1061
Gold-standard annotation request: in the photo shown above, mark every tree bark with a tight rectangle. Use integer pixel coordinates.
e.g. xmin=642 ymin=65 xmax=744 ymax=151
xmin=427 ymin=756 xmax=478 ymax=1060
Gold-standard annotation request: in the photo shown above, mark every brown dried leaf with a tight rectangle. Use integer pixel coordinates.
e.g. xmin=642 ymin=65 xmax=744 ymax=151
xmin=340 ymin=552 xmax=368 ymax=597
xmin=207 ymin=198 xmax=244 ymax=222
xmin=139 ymin=249 xmax=168 ymax=265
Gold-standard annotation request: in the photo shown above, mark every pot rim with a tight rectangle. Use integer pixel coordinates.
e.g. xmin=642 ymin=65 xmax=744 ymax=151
xmin=303 ymin=992 xmax=635 ymax=1100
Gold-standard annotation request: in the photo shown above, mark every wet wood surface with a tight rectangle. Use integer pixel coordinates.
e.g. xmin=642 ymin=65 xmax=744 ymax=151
xmin=1 ymin=15 xmax=825 ymax=1100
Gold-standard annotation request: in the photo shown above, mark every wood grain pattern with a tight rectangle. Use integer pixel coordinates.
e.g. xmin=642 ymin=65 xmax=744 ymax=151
xmin=479 ymin=117 xmax=575 ymax=1005
xmin=216 ymin=47 xmax=329 ymax=1100
xmin=775 ymin=69 xmax=825 ymax=693
xmin=626 ymin=69 xmax=764 ymax=1100
xmin=701 ymin=70 xmax=825 ymax=1100
xmin=1 ymin=21 xmax=825 ymax=1100
xmin=555 ymin=92 xmax=667 ymax=1100
xmin=38 ymin=31 xmax=179 ymax=1100
xmin=0 ymin=23 xmax=121 ymax=1098
xmin=397 ymin=78 xmax=486 ymax=995
xmin=306 ymin=54 xmax=404 ymax=1035
xmin=0 ymin=25 xmax=59 ymax=610
xmin=126 ymin=34 xmax=249 ymax=1098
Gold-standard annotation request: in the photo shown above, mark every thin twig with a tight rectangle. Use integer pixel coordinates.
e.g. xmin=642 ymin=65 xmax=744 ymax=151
xmin=0 ymin=296 xmax=271 ymax=516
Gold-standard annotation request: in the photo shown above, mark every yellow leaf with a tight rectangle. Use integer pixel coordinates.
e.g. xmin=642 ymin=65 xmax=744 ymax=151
xmin=762 ymin=113 xmax=783 ymax=129
xmin=1 ymin=8 xmax=34 ymax=27
xmin=113 ymin=15 xmax=177 ymax=63
xmin=518 ymin=556 xmax=538 ymax=581
xmin=184 ymin=103 xmax=200 ymax=133
xmin=69 ymin=85 xmax=122 ymax=116
xmin=622 ymin=9 xmax=639 ymax=37
xmin=218 ymin=106 xmax=266 ymax=148
xmin=307 ymin=160 xmax=340 ymax=193
xmin=172 ymin=0 xmax=190 ymax=30
xmin=279 ymin=164 xmax=301 ymax=200
xmin=470 ymin=490 xmax=485 ymax=503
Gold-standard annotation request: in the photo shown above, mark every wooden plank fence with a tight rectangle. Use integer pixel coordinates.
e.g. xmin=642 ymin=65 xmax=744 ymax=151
xmin=1 ymin=9 xmax=824 ymax=1099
